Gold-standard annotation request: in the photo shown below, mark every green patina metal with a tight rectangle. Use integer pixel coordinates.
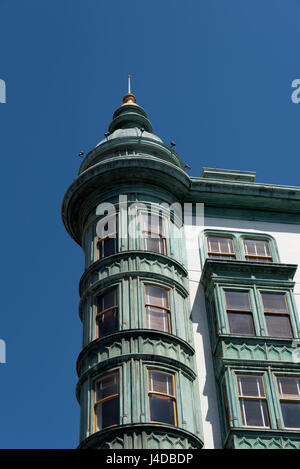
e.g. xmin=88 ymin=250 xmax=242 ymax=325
xmin=62 ymin=94 xmax=204 ymax=449
xmin=62 ymin=91 xmax=300 ymax=449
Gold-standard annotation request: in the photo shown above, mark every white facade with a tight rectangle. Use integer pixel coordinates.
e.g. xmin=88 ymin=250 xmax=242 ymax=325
xmin=185 ymin=217 xmax=300 ymax=449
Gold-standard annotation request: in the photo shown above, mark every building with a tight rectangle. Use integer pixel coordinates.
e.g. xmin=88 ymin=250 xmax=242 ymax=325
xmin=62 ymin=89 xmax=300 ymax=449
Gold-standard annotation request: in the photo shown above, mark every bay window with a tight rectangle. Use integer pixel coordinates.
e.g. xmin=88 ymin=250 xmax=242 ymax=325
xmin=94 ymin=372 xmax=119 ymax=431
xmin=145 ymin=284 xmax=171 ymax=333
xmin=96 ymin=287 xmax=118 ymax=337
xmin=237 ymin=374 xmax=270 ymax=428
xmin=148 ymin=369 xmax=177 ymax=426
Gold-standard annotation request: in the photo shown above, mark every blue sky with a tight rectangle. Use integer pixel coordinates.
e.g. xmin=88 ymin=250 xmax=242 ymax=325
xmin=0 ymin=0 xmax=300 ymax=448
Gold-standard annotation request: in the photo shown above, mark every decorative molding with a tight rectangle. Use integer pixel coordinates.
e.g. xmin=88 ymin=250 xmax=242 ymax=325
xmin=78 ymin=423 xmax=203 ymax=449
xmin=77 ymin=329 xmax=196 ymax=377
xmin=76 ymin=354 xmax=197 ymax=403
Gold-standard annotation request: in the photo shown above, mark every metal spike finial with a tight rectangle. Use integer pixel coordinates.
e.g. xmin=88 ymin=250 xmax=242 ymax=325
xmin=128 ymin=74 xmax=131 ymax=94
xmin=122 ymin=73 xmax=137 ymax=105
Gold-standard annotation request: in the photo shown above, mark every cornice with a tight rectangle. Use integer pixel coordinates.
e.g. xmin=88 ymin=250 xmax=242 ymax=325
xmin=78 ymin=423 xmax=204 ymax=449
xmin=76 ymin=328 xmax=195 ymax=377
xmin=200 ymin=259 xmax=297 ymax=289
xmin=78 ymin=136 xmax=185 ymax=173
xmin=62 ymin=156 xmax=191 ymax=246
xmin=187 ymin=177 xmax=300 ymax=222
xmin=79 ymin=250 xmax=188 ymax=294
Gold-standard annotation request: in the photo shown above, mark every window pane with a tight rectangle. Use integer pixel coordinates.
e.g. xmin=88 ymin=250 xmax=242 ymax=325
xmin=149 ymin=395 xmax=175 ymax=425
xmin=280 ymin=402 xmax=300 ymax=429
xmin=96 ymin=397 xmax=119 ymax=430
xmin=143 ymin=235 xmax=166 ymax=254
xmin=98 ymin=288 xmax=117 ymax=312
xmin=149 ymin=370 xmax=174 ymax=396
xmin=96 ymin=373 xmax=118 ymax=401
xmin=225 ymin=291 xmax=251 ymax=311
xmin=277 ymin=377 xmax=300 ymax=398
xmin=261 ymin=293 xmax=288 ymax=313
xmin=142 ymin=213 xmax=165 ymax=235
xmin=265 ymin=314 xmax=293 ymax=338
xmin=245 ymin=256 xmax=273 ymax=263
xmin=145 ymin=285 xmax=169 ymax=308
xmin=238 ymin=375 xmax=265 ymax=397
xmin=228 ymin=312 xmax=255 ymax=335
xmin=240 ymin=399 xmax=269 ymax=427
xmin=207 ymin=237 xmax=234 ymax=254
xmin=101 ymin=235 xmax=118 ymax=257
xmin=146 ymin=306 xmax=170 ymax=332
xmin=98 ymin=308 xmax=118 ymax=337
xmin=208 ymin=253 xmax=236 ymax=260
xmin=97 ymin=215 xmax=117 ymax=239
xmin=244 ymin=239 xmax=271 ymax=258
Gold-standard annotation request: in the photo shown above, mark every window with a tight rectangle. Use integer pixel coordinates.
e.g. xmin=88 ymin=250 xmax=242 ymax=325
xmin=94 ymin=372 xmax=119 ymax=431
xmin=261 ymin=292 xmax=293 ymax=338
xmin=97 ymin=214 xmax=118 ymax=259
xmin=148 ymin=370 xmax=177 ymax=426
xmin=96 ymin=287 xmax=118 ymax=337
xmin=141 ymin=213 xmax=167 ymax=255
xmin=243 ymin=239 xmax=272 ymax=263
xmin=145 ymin=284 xmax=171 ymax=333
xmin=237 ymin=374 xmax=270 ymax=428
xmin=276 ymin=376 xmax=300 ymax=429
xmin=224 ymin=290 xmax=255 ymax=335
xmin=207 ymin=236 xmax=235 ymax=260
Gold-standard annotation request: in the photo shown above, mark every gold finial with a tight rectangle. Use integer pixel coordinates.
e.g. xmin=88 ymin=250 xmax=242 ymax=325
xmin=122 ymin=74 xmax=137 ymax=105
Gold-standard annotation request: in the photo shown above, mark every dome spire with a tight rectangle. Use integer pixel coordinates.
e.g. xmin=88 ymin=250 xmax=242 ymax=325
xmin=122 ymin=73 xmax=137 ymax=105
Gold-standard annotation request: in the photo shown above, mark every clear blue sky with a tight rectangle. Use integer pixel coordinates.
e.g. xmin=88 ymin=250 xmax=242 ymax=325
xmin=0 ymin=0 xmax=300 ymax=448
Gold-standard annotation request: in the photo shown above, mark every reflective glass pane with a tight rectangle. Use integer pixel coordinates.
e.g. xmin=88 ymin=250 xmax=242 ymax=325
xmin=98 ymin=308 xmax=118 ymax=337
xmin=142 ymin=213 xmax=164 ymax=235
xmin=240 ymin=399 xmax=269 ymax=427
xmin=145 ymin=285 xmax=169 ymax=308
xmin=244 ymin=239 xmax=271 ymax=257
xmin=245 ymin=257 xmax=272 ymax=263
xmin=149 ymin=370 xmax=174 ymax=395
xmin=208 ymin=253 xmax=236 ymax=260
xmin=143 ymin=235 xmax=165 ymax=254
xmin=228 ymin=312 xmax=255 ymax=335
xmin=238 ymin=375 xmax=265 ymax=397
xmin=102 ymin=235 xmax=118 ymax=257
xmin=265 ymin=314 xmax=292 ymax=338
xmin=280 ymin=402 xmax=300 ymax=429
xmin=207 ymin=237 xmax=234 ymax=254
xmin=225 ymin=291 xmax=251 ymax=311
xmin=146 ymin=307 xmax=170 ymax=332
xmin=96 ymin=397 xmax=119 ymax=430
xmin=98 ymin=288 xmax=117 ymax=312
xmin=261 ymin=293 xmax=287 ymax=313
xmin=96 ymin=373 xmax=118 ymax=402
xmin=277 ymin=377 xmax=300 ymax=398
xmin=149 ymin=395 xmax=175 ymax=425
xmin=97 ymin=215 xmax=117 ymax=239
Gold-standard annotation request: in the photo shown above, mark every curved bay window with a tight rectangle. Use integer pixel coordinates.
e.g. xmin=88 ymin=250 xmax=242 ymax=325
xmin=145 ymin=284 xmax=171 ymax=333
xmin=207 ymin=236 xmax=235 ymax=260
xmin=225 ymin=290 xmax=255 ymax=336
xmin=141 ymin=213 xmax=167 ymax=255
xmin=276 ymin=376 xmax=300 ymax=429
xmin=148 ymin=369 xmax=177 ymax=426
xmin=261 ymin=292 xmax=293 ymax=338
xmin=96 ymin=287 xmax=118 ymax=337
xmin=243 ymin=239 xmax=272 ymax=263
xmin=94 ymin=372 xmax=119 ymax=431
xmin=97 ymin=214 xmax=118 ymax=259
xmin=236 ymin=374 xmax=270 ymax=428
